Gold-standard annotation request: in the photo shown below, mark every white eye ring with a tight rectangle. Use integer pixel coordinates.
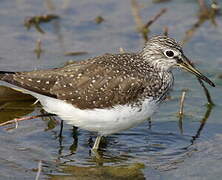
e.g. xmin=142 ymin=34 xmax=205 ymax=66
xmin=164 ymin=49 xmax=176 ymax=58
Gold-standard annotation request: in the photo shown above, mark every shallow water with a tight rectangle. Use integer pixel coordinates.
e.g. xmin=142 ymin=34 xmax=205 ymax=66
xmin=0 ymin=0 xmax=222 ymax=179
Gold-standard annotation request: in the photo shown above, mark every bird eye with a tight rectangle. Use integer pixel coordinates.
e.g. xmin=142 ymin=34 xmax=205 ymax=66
xmin=164 ymin=50 xmax=175 ymax=58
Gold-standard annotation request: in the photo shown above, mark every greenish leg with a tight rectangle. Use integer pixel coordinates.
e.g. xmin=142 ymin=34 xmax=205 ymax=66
xmin=92 ymin=136 xmax=102 ymax=150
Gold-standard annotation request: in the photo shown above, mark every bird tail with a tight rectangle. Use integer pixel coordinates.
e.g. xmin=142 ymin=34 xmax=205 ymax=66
xmin=0 ymin=71 xmax=15 ymax=80
xmin=0 ymin=71 xmax=15 ymax=74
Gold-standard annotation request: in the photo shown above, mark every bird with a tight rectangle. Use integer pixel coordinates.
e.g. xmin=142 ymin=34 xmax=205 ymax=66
xmin=0 ymin=36 xmax=215 ymax=152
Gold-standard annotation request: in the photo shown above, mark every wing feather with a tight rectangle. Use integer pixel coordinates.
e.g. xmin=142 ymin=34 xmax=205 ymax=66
xmin=1 ymin=53 xmax=149 ymax=109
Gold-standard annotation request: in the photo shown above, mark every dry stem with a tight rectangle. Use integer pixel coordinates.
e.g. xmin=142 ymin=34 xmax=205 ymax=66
xmin=197 ymin=0 xmax=207 ymax=11
xmin=163 ymin=26 xmax=168 ymax=36
xmin=179 ymin=91 xmax=186 ymax=116
xmin=144 ymin=8 xmax=167 ymax=29
xmin=131 ymin=0 xmax=144 ymax=31
xmin=0 ymin=113 xmax=56 ymax=127
xmin=35 ymin=160 xmax=42 ymax=180
xmin=131 ymin=0 xmax=167 ymax=41
xmin=178 ymin=90 xmax=186 ymax=134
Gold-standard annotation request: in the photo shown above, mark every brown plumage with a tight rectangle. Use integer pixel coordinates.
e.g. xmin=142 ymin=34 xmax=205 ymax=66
xmin=1 ymin=53 xmax=171 ymax=109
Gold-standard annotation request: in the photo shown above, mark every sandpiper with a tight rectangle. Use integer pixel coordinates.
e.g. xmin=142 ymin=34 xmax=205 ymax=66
xmin=0 ymin=36 xmax=215 ymax=151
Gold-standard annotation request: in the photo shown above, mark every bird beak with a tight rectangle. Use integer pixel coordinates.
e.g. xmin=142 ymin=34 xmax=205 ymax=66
xmin=177 ymin=54 xmax=215 ymax=87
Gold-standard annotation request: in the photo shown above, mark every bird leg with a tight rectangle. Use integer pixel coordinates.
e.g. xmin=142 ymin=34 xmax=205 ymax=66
xmin=58 ymin=120 xmax=64 ymax=138
xmin=92 ymin=135 xmax=102 ymax=150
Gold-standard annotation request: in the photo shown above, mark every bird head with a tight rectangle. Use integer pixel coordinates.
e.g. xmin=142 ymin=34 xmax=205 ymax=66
xmin=142 ymin=36 xmax=215 ymax=87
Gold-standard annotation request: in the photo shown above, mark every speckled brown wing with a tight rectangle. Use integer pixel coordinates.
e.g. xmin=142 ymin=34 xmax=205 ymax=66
xmin=50 ymin=55 xmax=148 ymax=109
xmin=51 ymin=67 xmax=146 ymax=109
xmin=1 ymin=53 xmax=149 ymax=109
xmin=0 ymin=61 xmax=84 ymax=97
xmin=1 ymin=69 xmax=60 ymax=97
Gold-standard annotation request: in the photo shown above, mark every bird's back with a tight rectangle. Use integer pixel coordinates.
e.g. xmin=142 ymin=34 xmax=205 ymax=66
xmin=0 ymin=53 xmax=173 ymax=109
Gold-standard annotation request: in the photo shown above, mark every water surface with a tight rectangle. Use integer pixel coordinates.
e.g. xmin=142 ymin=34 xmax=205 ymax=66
xmin=0 ymin=0 xmax=222 ymax=179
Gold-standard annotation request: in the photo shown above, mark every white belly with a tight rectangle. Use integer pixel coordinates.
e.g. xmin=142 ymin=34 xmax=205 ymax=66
xmin=39 ymin=95 xmax=158 ymax=135
xmin=0 ymin=82 xmax=159 ymax=135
